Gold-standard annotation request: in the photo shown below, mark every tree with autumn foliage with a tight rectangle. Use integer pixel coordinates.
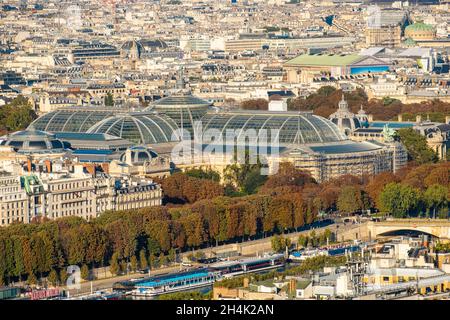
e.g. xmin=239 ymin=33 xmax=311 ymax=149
xmin=271 ymin=235 xmax=291 ymax=253
xmin=259 ymin=162 xmax=315 ymax=194
xmin=240 ymin=98 xmax=268 ymax=110
xmin=365 ymin=172 xmax=400 ymax=209
xmin=157 ymin=173 xmax=224 ymax=204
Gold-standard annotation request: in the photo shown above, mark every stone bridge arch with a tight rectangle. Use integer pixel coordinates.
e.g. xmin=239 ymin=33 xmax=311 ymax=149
xmin=376 ymin=228 xmax=439 ymax=238
xmin=367 ymin=220 xmax=450 ymax=240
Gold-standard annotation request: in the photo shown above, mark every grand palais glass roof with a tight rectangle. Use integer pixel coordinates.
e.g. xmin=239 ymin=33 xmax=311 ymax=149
xmin=87 ymin=113 xmax=179 ymax=144
xmin=201 ymin=111 xmax=346 ymax=145
xmin=28 ymin=105 xmax=346 ymax=146
xmin=28 ymin=108 xmax=179 ymax=145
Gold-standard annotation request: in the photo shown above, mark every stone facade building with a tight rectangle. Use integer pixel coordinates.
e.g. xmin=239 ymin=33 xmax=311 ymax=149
xmin=0 ymin=165 xmax=162 ymax=227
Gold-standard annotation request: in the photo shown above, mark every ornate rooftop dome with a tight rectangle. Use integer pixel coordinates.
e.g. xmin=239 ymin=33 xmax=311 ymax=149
xmin=405 ymin=22 xmax=436 ymax=41
xmin=119 ymin=146 xmax=159 ymax=166
xmin=329 ymin=95 xmax=361 ymax=135
xmin=356 ymin=105 xmax=370 ymax=128
xmin=405 ymin=22 xmax=435 ymax=32
xmin=0 ymin=130 xmax=69 ymax=153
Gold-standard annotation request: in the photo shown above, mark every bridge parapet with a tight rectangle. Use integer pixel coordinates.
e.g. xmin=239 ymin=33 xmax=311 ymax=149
xmin=374 ymin=219 xmax=450 ymax=226
xmin=367 ymin=219 xmax=450 ymax=240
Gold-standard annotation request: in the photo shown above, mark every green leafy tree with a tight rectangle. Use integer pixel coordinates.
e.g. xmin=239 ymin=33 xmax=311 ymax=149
xmin=194 ymin=251 xmax=205 ymax=261
xmin=297 ymin=235 xmax=309 ymax=248
xmin=168 ymin=248 xmax=176 ymax=263
xmin=120 ymin=260 xmax=127 ymax=274
xmin=13 ymin=237 xmax=25 ymax=281
xmin=159 ymin=253 xmax=168 ymax=267
xmin=309 ymin=230 xmax=317 ymax=247
xmin=149 ymin=254 xmax=157 ymax=269
xmin=47 ymin=269 xmax=59 ymax=286
xmin=27 ymin=273 xmax=38 ymax=285
xmin=382 ymin=97 xmax=401 ymax=106
xmin=337 ymin=186 xmax=365 ymax=214
xmin=322 ymin=228 xmax=333 ymax=245
xmin=109 ymin=252 xmax=120 ymax=276
xmin=139 ymin=249 xmax=148 ymax=270
xmin=379 ymin=183 xmax=420 ymax=218
xmin=104 ymin=93 xmax=114 ymax=106
xmin=0 ymin=238 xmax=7 ymax=285
xmin=317 ymin=86 xmax=337 ymax=97
xmin=130 ymin=255 xmax=138 ymax=272
xmin=242 ymin=169 xmax=268 ymax=194
xmin=80 ymin=264 xmax=89 ymax=280
xmin=223 ymin=151 xmax=267 ymax=194
xmin=0 ymin=96 xmax=37 ymax=132
xmin=184 ymin=168 xmax=220 ymax=182
xmin=397 ymin=128 xmax=438 ymax=164
xmin=423 ymin=184 xmax=448 ymax=219
xmin=59 ymin=268 xmax=68 ymax=285
xmin=271 ymin=235 xmax=291 ymax=253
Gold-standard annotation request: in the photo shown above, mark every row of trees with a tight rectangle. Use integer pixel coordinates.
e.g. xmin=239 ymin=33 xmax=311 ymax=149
xmin=164 ymin=160 xmax=448 ymax=218
xmin=379 ymin=183 xmax=448 ymax=218
xmin=239 ymin=87 xmax=450 ymax=125
xmin=0 ymin=187 xmax=318 ymax=285
xmin=287 ymin=86 xmax=450 ymax=123
xmin=271 ymin=228 xmax=334 ymax=253
xmin=0 ymin=160 xmax=447 ymax=285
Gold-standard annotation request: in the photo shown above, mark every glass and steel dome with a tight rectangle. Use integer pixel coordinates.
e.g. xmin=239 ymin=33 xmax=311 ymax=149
xmin=147 ymin=94 xmax=210 ymax=136
xmin=200 ymin=110 xmax=345 ymax=145
xmin=0 ymin=130 xmax=70 ymax=153
xmin=86 ymin=112 xmax=180 ymax=144
xmin=120 ymin=146 xmax=159 ymax=165
xmin=29 ymin=108 xmax=117 ymax=133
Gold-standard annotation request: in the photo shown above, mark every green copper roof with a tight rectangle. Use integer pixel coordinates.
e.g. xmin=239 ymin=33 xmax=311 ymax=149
xmin=403 ymin=38 xmax=417 ymax=46
xmin=285 ymin=54 xmax=362 ymax=67
xmin=405 ymin=22 xmax=434 ymax=32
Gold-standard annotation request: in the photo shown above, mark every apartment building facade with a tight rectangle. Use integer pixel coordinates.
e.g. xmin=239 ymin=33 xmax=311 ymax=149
xmin=0 ymin=167 xmax=162 ymax=227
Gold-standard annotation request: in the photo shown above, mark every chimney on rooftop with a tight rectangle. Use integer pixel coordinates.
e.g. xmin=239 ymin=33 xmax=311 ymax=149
xmin=83 ymin=164 xmax=95 ymax=176
xmin=27 ymin=158 xmax=32 ymax=172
